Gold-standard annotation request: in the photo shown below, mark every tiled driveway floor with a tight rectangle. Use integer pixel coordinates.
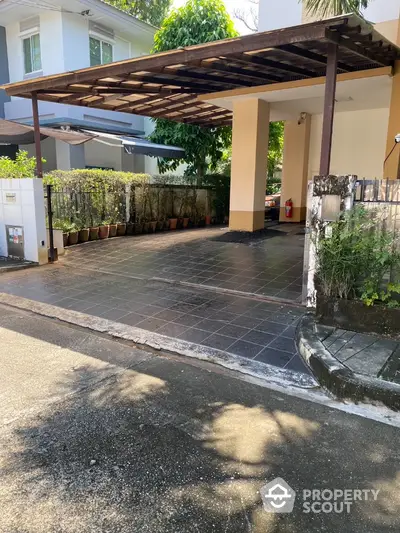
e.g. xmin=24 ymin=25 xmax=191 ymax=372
xmin=0 ymin=225 xmax=310 ymax=376
xmin=0 ymin=267 xmax=310 ymax=377
xmin=60 ymin=225 xmax=305 ymax=303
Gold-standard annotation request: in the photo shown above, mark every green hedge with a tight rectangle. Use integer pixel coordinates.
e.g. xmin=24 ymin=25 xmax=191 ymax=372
xmin=43 ymin=169 xmax=151 ymax=192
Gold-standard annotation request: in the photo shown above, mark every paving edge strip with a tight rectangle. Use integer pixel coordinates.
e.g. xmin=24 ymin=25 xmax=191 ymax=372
xmin=0 ymin=292 xmax=316 ymax=390
xmin=296 ymin=313 xmax=400 ymax=410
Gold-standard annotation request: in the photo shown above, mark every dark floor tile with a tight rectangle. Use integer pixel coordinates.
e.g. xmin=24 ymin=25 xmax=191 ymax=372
xmin=177 ymin=328 xmax=212 ymax=344
xmin=228 ymin=340 xmax=264 ymax=359
xmin=281 ymin=325 xmax=297 ymax=339
xmin=254 ymin=347 xmax=292 ymax=367
xmin=100 ymin=307 xmax=131 ymax=321
xmin=135 ymin=317 xmax=169 ymax=332
xmin=256 ymin=320 xmax=287 ymax=335
xmin=154 ymin=309 xmax=184 ymax=321
xmin=268 ymin=312 xmax=301 ymax=325
xmin=201 ymin=333 xmax=236 ymax=351
xmin=268 ymin=336 xmax=296 ymax=353
xmin=242 ymin=329 xmax=275 ymax=346
xmin=138 ymin=304 xmax=169 ymax=317
xmin=84 ymin=304 xmax=113 ymax=317
xmin=243 ymin=306 xmax=273 ymax=320
xmin=285 ymin=354 xmax=313 ymax=375
xmin=231 ymin=315 xmax=264 ymax=330
xmin=196 ymin=318 xmax=224 ymax=333
xmin=118 ymin=312 xmax=146 ymax=326
xmin=156 ymin=323 xmax=189 ymax=337
xmin=205 ymin=310 xmax=238 ymax=323
xmin=172 ymin=314 xmax=201 ymax=327
xmin=217 ymin=324 xmax=250 ymax=339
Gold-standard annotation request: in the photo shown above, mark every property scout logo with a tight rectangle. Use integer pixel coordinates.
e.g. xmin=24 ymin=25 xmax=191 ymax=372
xmin=260 ymin=478 xmax=380 ymax=514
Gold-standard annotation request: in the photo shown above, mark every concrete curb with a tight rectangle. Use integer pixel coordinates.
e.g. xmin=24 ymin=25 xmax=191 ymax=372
xmin=296 ymin=313 xmax=400 ymax=410
xmin=0 ymin=262 xmax=37 ymax=274
xmin=0 ymin=292 xmax=317 ymax=390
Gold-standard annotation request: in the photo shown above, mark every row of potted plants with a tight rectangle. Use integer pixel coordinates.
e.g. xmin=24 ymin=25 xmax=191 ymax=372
xmin=57 ymin=214 xmax=223 ymax=247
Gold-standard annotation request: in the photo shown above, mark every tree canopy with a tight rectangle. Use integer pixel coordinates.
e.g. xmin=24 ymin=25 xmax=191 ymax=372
xmin=303 ymin=0 xmax=369 ymax=18
xmin=105 ymin=0 xmax=172 ymax=28
xmin=150 ymin=0 xmax=238 ymax=179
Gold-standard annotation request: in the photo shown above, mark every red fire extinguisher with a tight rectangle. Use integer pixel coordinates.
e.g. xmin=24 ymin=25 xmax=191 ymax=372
xmin=285 ymin=198 xmax=293 ymax=218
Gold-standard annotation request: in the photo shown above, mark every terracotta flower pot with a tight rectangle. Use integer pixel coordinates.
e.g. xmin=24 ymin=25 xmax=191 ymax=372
xmin=117 ymin=223 xmax=127 ymax=236
xmin=169 ymin=218 xmax=178 ymax=230
xmin=109 ymin=224 xmax=118 ymax=237
xmin=134 ymin=223 xmax=143 ymax=235
xmin=183 ymin=217 xmax=190 ymax=229
xmin=99 ymin=225 xmax=110 ymax=239
xmin=79 ymin=228 xmax=89 ymax=243
xmin=63 ymin=232 xmax=69 ymax=247
xmin=205 ymin=215 xmax=212 ymax=226
xmin=89 ymin=227 xmax=99 ymax=241
xmin=68 ymin=231 xmax=79 ymax=246
xmin=149 ymin=221 xmax=157 ymax=233
xmin=126 ymin=222 xmax=134 ymax=235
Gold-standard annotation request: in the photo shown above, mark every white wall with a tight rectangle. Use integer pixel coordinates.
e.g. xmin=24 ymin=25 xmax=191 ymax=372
xmin=258 ymin=0 xmax=400 ymax=31
xmin=0 ymin=178 xmax=47 ymax=264
xmin=84 ymin=138 xmax=122 ymax=170
xmin=308 ymin=107 xmax=390 ymax=179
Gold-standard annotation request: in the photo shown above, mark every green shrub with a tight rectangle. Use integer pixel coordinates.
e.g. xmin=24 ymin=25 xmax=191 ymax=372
xmin=43 ymin=169 xmax=151 ymax=191
xmin=316 ymin=206 xmax=400 ymax=305
xmin=0 ymin=150 xmax=44 ymax=179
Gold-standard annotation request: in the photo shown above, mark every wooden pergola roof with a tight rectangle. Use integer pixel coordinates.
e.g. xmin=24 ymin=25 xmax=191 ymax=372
xmin=2 ymin=14 xmax=400 ymax=128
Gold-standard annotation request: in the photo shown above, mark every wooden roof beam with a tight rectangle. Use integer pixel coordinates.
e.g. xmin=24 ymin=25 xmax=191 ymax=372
xmin=325 ymin=28 xmax=392 ymax=66
xmin=277 ymin=43 xmax=355 ymax=72
xmin=130 ymin=94 xmax=196 ymax=114
xmin=162 ymin=66 xmax=255 ymax=87
xmin=230 ymin=52 xmax=319 ymax=78
xmin=189 ymin=59 xmax=283 ymax=83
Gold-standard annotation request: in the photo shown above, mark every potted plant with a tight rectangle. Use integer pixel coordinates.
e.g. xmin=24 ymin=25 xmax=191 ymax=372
xmin=68 ymin=223 xmax=79 ymax=246
xmin=126 ymin=222 xmax=135 ymax=235
xmin=149 ymin=220 xmax=157 ymax=233
xmin=89 ymin=226 xmax=99 ymax=240
xmin=99 ymin=221 xmax=110 ymax=240
xmin=109 ymin=220 xmax=118 ymax=238
xmin=134 ymin=217 xmax=144 ymax=234
xmin=183 ymin=214 xmax=190 ymax=229
xmin=142 ymin=219 xmax=150 ymax=233
xmin=117 ymin=222 xmax=127 ymax=236
xmin=205 ymin=214 xmax=212 ymax=226
xmin=315 ymin=206 xmax=400 ymax=336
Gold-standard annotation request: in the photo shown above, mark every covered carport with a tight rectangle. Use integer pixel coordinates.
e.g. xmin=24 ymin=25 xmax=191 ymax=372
xmin=1 ymin=13 xmax=399 ymax=232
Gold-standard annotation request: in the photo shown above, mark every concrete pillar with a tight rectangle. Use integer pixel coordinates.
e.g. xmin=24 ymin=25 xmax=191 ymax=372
xmin=280 ymin=114 xmax=311 ymax=223
xmin=384 ymin=60 xmax=400 ymax=180
xmin=55 ymin=140 xmax=85 ymax=170
xmin=229 ymin=98 xmax=270 ymax=232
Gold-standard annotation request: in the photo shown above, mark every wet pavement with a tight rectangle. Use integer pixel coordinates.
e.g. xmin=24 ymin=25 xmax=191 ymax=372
xmin=61 ymin=225 xmax=305 ymax=302
xmin=0 ymin=225 xmax=310 ymax=377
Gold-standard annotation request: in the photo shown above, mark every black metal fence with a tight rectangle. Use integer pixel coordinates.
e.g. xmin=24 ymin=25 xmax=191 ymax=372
xmin=46 ymin=183 xmax=223 ymax=231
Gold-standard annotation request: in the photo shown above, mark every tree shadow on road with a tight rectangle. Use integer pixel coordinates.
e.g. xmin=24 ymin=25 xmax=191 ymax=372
xmin=0 ymin=321 xmax=400 ymax=532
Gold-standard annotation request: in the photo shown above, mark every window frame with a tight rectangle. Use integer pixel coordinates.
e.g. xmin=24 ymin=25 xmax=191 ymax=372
xmin=22 ymin=32 xmax=42 ymax=75
xmin=89 ymin=35 xmax=114 ymax=66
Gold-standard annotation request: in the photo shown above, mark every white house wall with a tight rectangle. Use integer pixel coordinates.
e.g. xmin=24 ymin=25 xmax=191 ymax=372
xmin=308 ymin=107 xmax=390 ymax=179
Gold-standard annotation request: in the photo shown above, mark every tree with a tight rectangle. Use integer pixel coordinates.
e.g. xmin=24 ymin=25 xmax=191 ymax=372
xmin=105 ymin=0 xmax=172 ymax=28
xmin=233 ymin=0 xmax=259 ymax=33
xmin=149 ymin=0 xmax=238 ymax=180
xmin=303 ymin=0 xmax=369 ymax=18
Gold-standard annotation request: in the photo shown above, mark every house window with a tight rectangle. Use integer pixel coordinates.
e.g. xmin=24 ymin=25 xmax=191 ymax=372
xmin=90 ymin=36 xmax=113 ymax=66
xmin=23 ymin=33 xmax=42 ymax=74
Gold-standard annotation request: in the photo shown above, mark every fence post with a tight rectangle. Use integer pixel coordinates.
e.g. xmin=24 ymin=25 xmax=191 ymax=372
xmin=305 ymin=175 xmax=356 ymax=308
xmin=46 ymin=184 xmax=55 ymax=263
xmin=125 ymin=183 xmax=131 ymax=223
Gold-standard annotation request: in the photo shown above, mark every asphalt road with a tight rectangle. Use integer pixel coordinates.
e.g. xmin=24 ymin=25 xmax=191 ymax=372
xmin=0 ymin=303 xmax=400 ymax=533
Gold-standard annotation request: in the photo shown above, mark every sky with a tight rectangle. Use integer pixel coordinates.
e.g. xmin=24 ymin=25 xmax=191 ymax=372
xmin=172 ymin=0 xmax=256 ymax=35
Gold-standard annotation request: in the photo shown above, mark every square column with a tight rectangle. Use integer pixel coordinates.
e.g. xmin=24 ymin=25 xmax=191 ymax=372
xmin=279 ymin=114 xmax=311 ymax=223
xmin=384 ymin=60 xmax=400 ymax=180
xmin=229 ymin=98 xmax=270 ymax=232
xmin=55 ymin=140 xmax=85 ymax=170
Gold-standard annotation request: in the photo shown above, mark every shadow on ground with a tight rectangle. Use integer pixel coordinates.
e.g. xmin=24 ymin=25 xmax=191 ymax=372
xmin=0 ymin=311 xmax=400 ymax=532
